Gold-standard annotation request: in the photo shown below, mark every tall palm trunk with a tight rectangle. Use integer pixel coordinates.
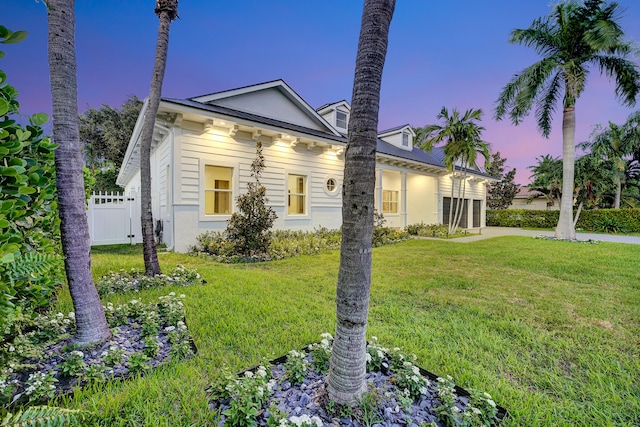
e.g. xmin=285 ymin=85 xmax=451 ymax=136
xmin=453 ymin=163 xmax=468 ymax=230
xmin=613 ymin=173 xmax=621 ymax=209
xmin=327 ymin=0 xmax=395 ymax=406
xmin=447 ymin=174 xmax=455 ymax=233
xmin=140 ymin=0 xmax=178 ymax=276
xmin=556 ymin=105 xmax=576 ymax=240
xmin=47 ymin=0 xmax=111 ymax=345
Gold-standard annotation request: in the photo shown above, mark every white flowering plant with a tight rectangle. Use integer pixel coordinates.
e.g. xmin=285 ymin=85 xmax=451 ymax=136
xmin=365 ymin=336 xmax=388 ymax=372
xmin=307 ymin=332 xmax=332 ymax=374
xmin=0 ymin=292 xmax=195 ymax=406
xmin=283 ymin=350 xmax=309 ymax=384
xmin=96 ymin=265 xmax=204 ymax=295
xmin=59 ymin=350 xmax=87 ymax=378
xmin=220 ymin=365 xmax=274 ymax=427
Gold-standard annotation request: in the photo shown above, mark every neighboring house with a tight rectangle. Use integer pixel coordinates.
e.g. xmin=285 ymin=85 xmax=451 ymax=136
xmin=508 ymin=187 xmax=559 ymax=210
xmin=117 ymin=80 xmax=497 ymax=252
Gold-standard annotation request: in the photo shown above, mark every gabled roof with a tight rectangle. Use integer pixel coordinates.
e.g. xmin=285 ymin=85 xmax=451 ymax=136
xmin=378 ymin=124 xmax=415 ymax=137
xmin=164 ymin=97 xmax=346 ymax=142
xmin=190 ymin=79 xmax=342 ymax=137
xmin=317 ymin=100 xmax=351 ymax=113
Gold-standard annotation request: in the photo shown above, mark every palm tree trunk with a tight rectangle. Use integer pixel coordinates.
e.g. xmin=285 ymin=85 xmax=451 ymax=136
xmin=448 ymin=174 xmax=455 ymax=233
xmin=454 ymin=164 xmax=468 ymax=230
xmin=614 ymin=174 xmax=621 ymax=209
xmin=47 ymin=0 xmax=111 ymax=345
xmin=327 ymin=0 xmax=395 ymax=406
xmin=556 ymin=105 xmax=577 ymax=240
xmin=140 ymin=1 xmax=178 ymax=276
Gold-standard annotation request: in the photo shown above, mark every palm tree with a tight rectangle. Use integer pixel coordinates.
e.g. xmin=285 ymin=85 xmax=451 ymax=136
xmin=47 ymin=0 xmax=111 ymax=345
xmin=419 ymin=107 xmax=489 ymax=233
xmin=582 ymin=111 xmax=640 ymax=208
xmin=574 ymin=153 xmax=614 ymax=211
xmin=326 ymin=0 xmax=395 ymax=406
xmin=495 ymin=0 xmax=640 ymax=240
xmin=139 ymin=0 xmax=179 ymax=276
xmin=528 ymin=154 xmax=564 ymax=208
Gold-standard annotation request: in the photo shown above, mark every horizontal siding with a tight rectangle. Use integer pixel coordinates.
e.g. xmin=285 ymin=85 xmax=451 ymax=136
xmin=177 ymin=129 xmax=344 ymax=211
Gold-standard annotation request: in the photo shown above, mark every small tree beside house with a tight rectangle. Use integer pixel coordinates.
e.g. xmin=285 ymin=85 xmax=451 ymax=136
xmin=225 ymin=141 xmax=277 ymax=256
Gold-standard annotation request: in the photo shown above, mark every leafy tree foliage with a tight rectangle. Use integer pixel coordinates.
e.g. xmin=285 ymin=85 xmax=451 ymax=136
xmin=579 ymin=111 xmax=640 ymax=208
xmin=225 ymin=141 xmax=277 ymax=256
xmin=0 ymin=26 xmax=61 ymax=325
xmin=486 ymin=151 xmax=519 ymax=210
xmin=496 ymin=0 xmax=640 ymax=240
xmin=528 ymin=155 xmax=563 ymax=208
xmin=79 ymin=95 xmax=142 ymax=171
xmin=419 ymin=107 xmax=489 ymax=232
xmin=0 ymin=59 xmax=62 ymax=325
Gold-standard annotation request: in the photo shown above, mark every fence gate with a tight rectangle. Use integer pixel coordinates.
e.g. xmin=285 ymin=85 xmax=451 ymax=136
xmin=87 ymin=192 xmax=142 ymax=246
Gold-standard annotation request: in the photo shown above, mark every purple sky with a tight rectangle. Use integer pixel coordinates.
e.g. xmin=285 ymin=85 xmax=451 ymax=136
xmin=5 ymin=1 xmax=640 ymax=184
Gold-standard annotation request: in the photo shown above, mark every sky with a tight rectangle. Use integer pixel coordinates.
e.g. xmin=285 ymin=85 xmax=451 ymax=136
xmin=4 ymin=1 xmax=640 ymax=184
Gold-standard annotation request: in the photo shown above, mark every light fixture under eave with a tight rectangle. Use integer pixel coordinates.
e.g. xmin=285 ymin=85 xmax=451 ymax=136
xmin=290 ymin=137 xmax=301 ymax=148
xmin=335 ymin=147 xmax=344 ymax=156
xmin=203 ymin=120 xmax=214 ymax=132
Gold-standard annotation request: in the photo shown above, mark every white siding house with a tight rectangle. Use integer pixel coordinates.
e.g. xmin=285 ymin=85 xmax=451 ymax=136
xmin=117 ymin=80 xmax=497 ymax=252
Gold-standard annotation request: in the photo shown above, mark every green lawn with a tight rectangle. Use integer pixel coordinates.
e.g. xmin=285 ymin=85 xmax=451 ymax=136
xmin=53 ymin=237 xmax=639 ymax=426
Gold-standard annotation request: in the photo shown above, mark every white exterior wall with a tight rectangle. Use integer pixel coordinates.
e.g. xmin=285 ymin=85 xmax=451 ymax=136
xmin=171 ymin=121 xmax=344 ymax=252
xmin=406 ymin=174 xmax=437 ymax=225
xmin=153 ymin=133 xmax=173 ymax=248
xmin=438 ymin=174 xmax=488 ymax=228
xmin=509 ymin=197 xmax=558 ymax=210
xmin=375 ymin=167 xmax=439 ymax=229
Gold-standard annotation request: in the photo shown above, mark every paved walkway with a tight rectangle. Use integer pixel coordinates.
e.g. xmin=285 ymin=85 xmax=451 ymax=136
xmin=422 ymin=226 xmax=640 ymax=245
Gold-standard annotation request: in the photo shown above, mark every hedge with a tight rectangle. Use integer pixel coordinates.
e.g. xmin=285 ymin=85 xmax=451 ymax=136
xmin=487 ymin=208 xmax=640 ymax=233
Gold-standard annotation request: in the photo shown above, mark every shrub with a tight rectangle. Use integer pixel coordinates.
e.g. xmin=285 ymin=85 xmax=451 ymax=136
xmin=486 ymin=209 xmax=559 ymax=228
xmin=487 ymin=208 xmax=640 ymax=232
xmin=0 ymin=39 xmax=63 ymax=337
xmin=405 ymin=222 xmax=450 ymax=238
xmin=372 ymin=211 xmax=409 ymax=246
xmin=225 ymin=141 xmax=277 ymax=256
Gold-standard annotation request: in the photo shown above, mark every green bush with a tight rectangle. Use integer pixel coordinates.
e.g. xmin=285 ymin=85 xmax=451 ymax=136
xmin=487 ymin=208 xmax=640 ymax=232
xmin=406 ymin=222 xmax=451 ymax=237
xmin=577 ymin=209 xmax=640 ymax=233
xmin=191 ymin=228 xmax=343 ymax=262
xmin=0 ymin=49 xmax=62 ymax=333
xmin=225 ymin=141 xmax=277 ymax=256
xmin=486 ymin=210 xmax=560 ymax=228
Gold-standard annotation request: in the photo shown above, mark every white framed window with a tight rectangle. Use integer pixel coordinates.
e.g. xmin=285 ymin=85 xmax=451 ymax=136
xmin=402 ymin=132 xmax=409 ymax=147
xmin=382 ymin=190 xmax=398 ymax=214
xmin=336 ymin=110 xmax=348 ymax=129
xmin=323 ymin=176 xmax=340 ymax=196
xmin=204 ymin=165 xmax=233 ymax=215
xmin=288 ymin=174 xmax=307 ymax=215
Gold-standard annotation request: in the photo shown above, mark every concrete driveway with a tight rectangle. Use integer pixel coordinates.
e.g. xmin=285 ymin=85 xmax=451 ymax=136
xmin=429 ymin=226 xmax=640 ymax=245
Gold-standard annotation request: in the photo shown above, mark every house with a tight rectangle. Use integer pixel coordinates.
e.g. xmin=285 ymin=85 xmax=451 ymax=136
xmin=117 ymin=80 xmax=497 ymax=252
xmin=508 ymin=187 xmax=559 ymax=210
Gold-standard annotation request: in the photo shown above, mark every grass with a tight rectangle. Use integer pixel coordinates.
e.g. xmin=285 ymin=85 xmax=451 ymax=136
xmin=50 ymin=237 xmax=640 ymax=426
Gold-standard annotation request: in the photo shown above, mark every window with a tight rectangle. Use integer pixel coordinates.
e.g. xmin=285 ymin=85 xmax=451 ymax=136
xmin=336 ymin=110 xmax=348 ymax=129
xmin=382 ymin=190 xmax=398 ymax=214
xmin=402 ymin=132 xmax=409 ymax=147
xmin=288 ymin=174 xmax=306 ymax=214
xmin=326 ymin=178 xmax=337 ymax=192
xmin=204 ymin=165 xmax=232 ymax=215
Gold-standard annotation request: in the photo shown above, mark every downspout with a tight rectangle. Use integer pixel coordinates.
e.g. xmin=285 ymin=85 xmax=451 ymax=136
xmin=166 ymin=125 xmax=175 ymax=252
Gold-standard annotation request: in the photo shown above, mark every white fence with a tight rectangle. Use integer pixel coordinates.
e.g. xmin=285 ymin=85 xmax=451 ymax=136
xmin=87 ymin=192 xmax=142 ymax=246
